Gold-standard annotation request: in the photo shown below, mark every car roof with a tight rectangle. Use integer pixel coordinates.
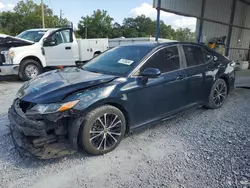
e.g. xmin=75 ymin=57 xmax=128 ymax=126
xmin=120 ymin=41 xmax=205 ymax=48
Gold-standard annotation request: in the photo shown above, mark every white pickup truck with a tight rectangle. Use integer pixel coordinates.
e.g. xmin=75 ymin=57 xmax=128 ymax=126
xmin=0 ymin=28 xmax=108 ymax=80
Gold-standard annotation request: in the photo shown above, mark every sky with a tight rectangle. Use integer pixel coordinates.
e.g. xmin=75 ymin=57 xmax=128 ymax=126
xmin=0 ymin=0 xmax=197 ymax=31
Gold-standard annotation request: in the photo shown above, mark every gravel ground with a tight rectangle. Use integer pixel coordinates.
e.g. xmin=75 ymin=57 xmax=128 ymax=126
xmin=0 ymin=81 xmax=250 ymax=188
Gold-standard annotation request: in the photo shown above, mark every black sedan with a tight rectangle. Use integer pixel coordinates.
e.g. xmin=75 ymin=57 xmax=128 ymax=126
xmin=8 ymin=42 xmax=235 ymax=159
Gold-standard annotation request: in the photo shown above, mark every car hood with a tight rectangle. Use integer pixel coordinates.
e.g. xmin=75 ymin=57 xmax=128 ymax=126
xmin=0 ymin=34 xmax=34 ymax=48
xmin=17 ymin=67 xmax=117 ymax=104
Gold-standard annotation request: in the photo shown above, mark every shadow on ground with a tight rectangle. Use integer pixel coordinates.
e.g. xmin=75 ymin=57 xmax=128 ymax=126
xmin=0 ymin=75 xmax=20 ymax=82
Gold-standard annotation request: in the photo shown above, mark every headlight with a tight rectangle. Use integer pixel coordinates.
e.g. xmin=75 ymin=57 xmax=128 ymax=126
xmin=1 ymin=51 xmax=13 ymax=64
xmin=26 ymin=100 xmax=79 ymax=115
xmin=9 ymin=51 xmax=15 ymax=58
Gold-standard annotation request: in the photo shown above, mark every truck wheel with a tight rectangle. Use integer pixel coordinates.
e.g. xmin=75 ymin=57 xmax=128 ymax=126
xmin=93 ymin=52 xmax=101 ymax=58
xmin=19 ymin=59 xmax=43 ymax=81
xmin=79 ymin=105 xmax=126 ymax=155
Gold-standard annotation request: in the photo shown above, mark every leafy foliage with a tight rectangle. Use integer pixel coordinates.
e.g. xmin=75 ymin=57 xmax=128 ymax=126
xmin=175 ymin=28 xmax=195 ymax=42
xmin=0 ymin=1 xmax=195 ymax=42
xmin=77 ymin=11 xmax=195 ymax=42
xmin=78 ymin=10 xmax=113 ymax=38
xmin=0 ymin=0 xmax=69 ymax=36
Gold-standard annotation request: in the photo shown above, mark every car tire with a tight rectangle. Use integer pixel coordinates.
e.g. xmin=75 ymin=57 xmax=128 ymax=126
xmin=80 ymin=105 xmax=126 ymax=155
xmin=206 ymin=78 xmax=228 ymax=109
xmin=19 ymin=59 xmax=43 ymax=81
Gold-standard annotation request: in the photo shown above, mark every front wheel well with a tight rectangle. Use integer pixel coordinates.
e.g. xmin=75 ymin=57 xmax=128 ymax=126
xmin=21 ymin=56 xmax=43 ymax=67
xmin=94 ymin=51 xmax=101 ymax=55
xmin=106 ymin=103 xmax=130 ymax=133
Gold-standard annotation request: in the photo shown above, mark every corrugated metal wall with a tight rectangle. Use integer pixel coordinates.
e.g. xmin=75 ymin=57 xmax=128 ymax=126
xmin=230 ymin=1 xmax=250 ymax=60
xmin=157 ymin=0 xmax=250 ymax=60
xmin=200 ymin=22 xmax=229 ymax=43
xmin=204 ymin=0 xmax=232 ymax=24
xmin=153 ymin=0 xmax=202 ymax=17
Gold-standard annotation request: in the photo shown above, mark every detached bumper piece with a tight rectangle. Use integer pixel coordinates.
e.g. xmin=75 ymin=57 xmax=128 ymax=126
xmin=8 ymin=105 xmax=76 ymax=159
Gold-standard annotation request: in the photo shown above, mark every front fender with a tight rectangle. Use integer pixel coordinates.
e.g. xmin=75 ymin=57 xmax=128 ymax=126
xmin=67 ymin=85 xmax=129 ymax=150
xmin=12 ymin=47 xmax=46 ymax=67
xmin=70 ymin=85 xmax=128 ymax=112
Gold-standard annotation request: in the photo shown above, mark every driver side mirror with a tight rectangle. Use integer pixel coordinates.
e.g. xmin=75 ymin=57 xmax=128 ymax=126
xmin=43 ymin=37 xmax=57 ymax=47
xmin=140 ymin=68 xmax=161 ymax=78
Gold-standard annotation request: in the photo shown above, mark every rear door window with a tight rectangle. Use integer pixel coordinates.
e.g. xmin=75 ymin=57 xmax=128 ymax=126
xmin=183 ymin=45 xmax=205 ymax=67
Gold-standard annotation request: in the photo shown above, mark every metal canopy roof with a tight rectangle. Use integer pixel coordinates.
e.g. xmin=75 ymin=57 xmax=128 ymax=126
xmin=153 ymin=0 xmax=250 ymax=60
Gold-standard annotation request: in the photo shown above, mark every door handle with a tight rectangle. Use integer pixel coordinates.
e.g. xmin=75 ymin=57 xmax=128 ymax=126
xmin=176 ymin=74 xmax=186 ymax=80
xmin=65 ymin=46 xmax=71 ymax=50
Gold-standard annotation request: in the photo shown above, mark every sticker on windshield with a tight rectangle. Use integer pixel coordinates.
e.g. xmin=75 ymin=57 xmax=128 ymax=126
xmin=118 ymin=59 xmax=134 ymax=65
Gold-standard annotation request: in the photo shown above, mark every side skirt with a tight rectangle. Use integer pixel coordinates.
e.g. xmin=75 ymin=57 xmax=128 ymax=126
xmin=130 ymin=102 xmax=202 ymax=132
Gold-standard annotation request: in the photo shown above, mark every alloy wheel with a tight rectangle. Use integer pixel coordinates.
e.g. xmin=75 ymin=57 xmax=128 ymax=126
xmin=213 ymin=82 xmax=227 ymax=106
xmin=89 ymin=113 xmax=122 ymax=151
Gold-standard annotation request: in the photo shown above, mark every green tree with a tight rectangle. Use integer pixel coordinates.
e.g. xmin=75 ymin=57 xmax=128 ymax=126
xmin=74 ymin=30 xmax=81 ymax=38
xmin=175 ymin=28 xmax=195 ymax=42
xmin=110 ymin=22 xmax=124 ymax=38
xmin=122 ymin=17 xmax=139 ymax=38
xmin=158 ymin=20 xmax=176 ymax=39
xmin=75 ymin=9 xmax=196 ymax=41
xmin=122 ymin=15 xmax=176 ymax=39
xmin=0 ymin=11 xmax=20 ymax=35
xmin=77 ymin=10 xmax=113 ymax=38
xmin=122 ymin=15 xmax=155 ymax=38
xmin=0 ymin=0 xmax=69 ymax=36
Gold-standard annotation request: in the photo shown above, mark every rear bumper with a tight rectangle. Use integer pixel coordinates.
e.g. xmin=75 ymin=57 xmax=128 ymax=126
xmin=8 ymin=105 xmax=76 ymax=159
xmin=0 ymin=64 xmax=19 ymax=76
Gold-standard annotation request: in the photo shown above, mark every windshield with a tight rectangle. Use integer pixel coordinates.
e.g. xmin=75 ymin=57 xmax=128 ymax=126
xmin=83 ymin=46 xmax=153 ymax=76
xmin=17 ymin=30 xmax=47 ymax=42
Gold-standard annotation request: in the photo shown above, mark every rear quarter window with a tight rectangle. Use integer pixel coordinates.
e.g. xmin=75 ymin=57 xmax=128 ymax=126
xmin=204 ymin=47 xmax=229 ymax=62
xmin=183 ymin=45 xmax=205 ymax=67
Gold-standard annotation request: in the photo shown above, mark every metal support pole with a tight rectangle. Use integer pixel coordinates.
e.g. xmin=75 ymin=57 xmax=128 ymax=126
xmin=197 ymin=0 xmax=206 ymax=43
xmin=225 ymin=0 xmax=237 ymax=57
xmin=41 ymin=0 xmax=45 ymax=28
xmin=155 ymin=0 xmax=161 ymax=42
xmin=85 ymin=26 xmax=87 ymax=39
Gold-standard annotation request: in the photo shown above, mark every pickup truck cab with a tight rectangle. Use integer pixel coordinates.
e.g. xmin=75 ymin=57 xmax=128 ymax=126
xmin=0 ymin=28 xmax=108 ymax=80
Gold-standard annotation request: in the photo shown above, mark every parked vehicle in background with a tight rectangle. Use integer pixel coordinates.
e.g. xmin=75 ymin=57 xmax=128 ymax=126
xmin=8 ymin=42 xmax=235 ymax=159
xmin=108 ymin=37 xmax=176 ymax=48
xmin=0 ymin=28 xmax=108 ymax=80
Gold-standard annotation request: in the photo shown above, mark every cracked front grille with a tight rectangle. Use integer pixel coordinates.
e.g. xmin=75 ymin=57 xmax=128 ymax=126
xmin=15 ymin=99 xmax=36 ymax=114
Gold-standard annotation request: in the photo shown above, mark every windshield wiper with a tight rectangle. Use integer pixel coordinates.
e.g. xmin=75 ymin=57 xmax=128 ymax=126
xmin=88 ymin=70 xmax=99 ymax=73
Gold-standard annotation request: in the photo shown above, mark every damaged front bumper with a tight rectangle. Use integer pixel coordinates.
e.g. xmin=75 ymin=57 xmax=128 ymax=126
xmin=8 ymin=100 xmax=76 ymax=159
